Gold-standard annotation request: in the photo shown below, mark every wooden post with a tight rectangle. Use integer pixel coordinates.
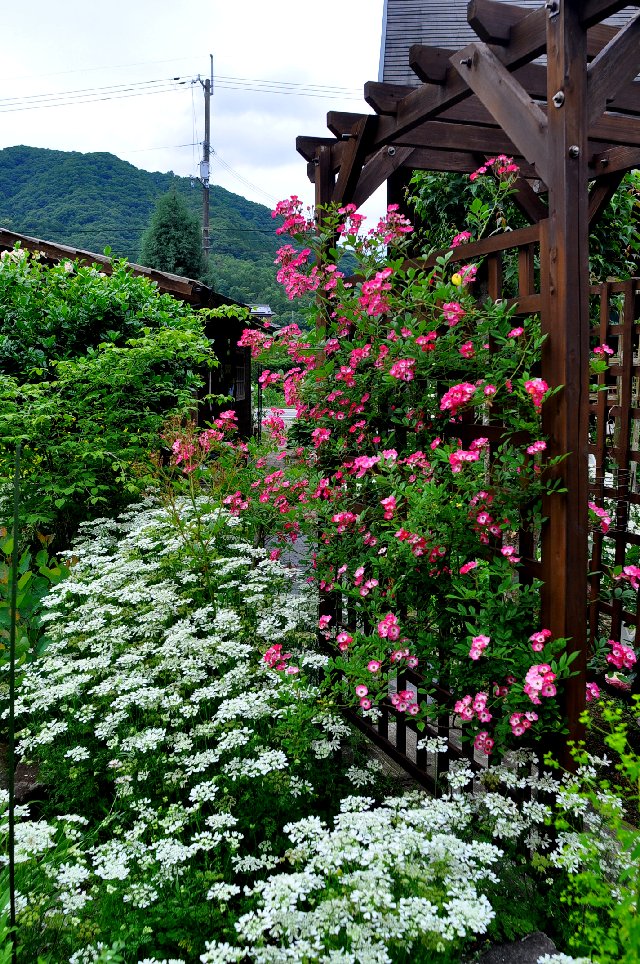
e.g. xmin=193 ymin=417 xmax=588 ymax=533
xmin=541 ymin=0 xmax=590 ymax=758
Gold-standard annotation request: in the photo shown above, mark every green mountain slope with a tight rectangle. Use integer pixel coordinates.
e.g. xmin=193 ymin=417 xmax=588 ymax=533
xmin=0 ymin=145 xmax=297 ymax=319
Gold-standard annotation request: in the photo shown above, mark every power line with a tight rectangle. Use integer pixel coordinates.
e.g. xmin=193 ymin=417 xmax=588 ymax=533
xmin=0 ymin=84 xmax=187 ymax=114
xmin=0 ymin=72 xmax=363 ymax=114
xmin=0 ymin=76 xmax=186 ymax=106
xmin=210 ymin=150 xmax=277 ymax=204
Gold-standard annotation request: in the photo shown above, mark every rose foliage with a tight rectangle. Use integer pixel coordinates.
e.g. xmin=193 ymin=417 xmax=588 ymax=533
xmin=223 ymin=172 xmax=591 ymax=759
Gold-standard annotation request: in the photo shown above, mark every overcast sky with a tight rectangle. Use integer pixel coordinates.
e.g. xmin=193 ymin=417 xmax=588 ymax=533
xmin=1 ymin=1 xmax=387 ymax=223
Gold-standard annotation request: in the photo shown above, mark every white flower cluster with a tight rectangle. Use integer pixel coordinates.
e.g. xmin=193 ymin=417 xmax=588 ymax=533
xmin=201 ymin=793 xmax=499 ymax=963
xmin=12 ymin=496 xmax=346 ymax=941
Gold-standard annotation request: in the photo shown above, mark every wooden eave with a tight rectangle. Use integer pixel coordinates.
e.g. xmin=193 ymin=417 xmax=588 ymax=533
xmin=0 ymin=227 xmax=244 ymax=313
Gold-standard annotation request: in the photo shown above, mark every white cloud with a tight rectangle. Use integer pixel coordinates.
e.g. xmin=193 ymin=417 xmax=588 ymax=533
xmin=1 ymin=0 xmax=387 ymax=222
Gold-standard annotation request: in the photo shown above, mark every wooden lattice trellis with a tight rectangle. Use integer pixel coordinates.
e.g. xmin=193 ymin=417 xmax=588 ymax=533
xmin=300 ymin=0 xmax=640 ymax=767
xmin=588 ymin=280 xmax=640 ymax=668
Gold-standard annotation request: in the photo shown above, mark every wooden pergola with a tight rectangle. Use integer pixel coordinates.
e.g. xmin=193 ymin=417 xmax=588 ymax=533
xmin=298 ymin=0 xmax=640 ymax=752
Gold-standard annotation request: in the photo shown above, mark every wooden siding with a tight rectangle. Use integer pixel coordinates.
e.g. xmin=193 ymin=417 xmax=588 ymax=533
xmin=379 ymin=0 xmax=636 ymax=86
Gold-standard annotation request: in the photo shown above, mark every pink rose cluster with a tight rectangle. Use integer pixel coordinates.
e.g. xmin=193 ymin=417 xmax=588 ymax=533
xmin=474 ymin=731 xmax=495 ymax=755
xmin=442 ymin=302 xmax=466 ymax=326
xmin=459 ymin=560 xmax=478 ymax=575
xmin=377 ymin=612 xmax=401 ymax=641
xmin=613 ymin=564 xmax=640 ymax=590
xmin=529 ymin=628 xmax=552 ymax=653
xmin=449 ymin=437 xmax=489 ymax=474
xmin=359 ymin=267 xmax=394 ymax=316
xmin=390 ymin=647 xmax=419 ymax=669
xmin=454 ymin=690 xmax=492 ymax=723
xmin=586 ymin=681 xmax=601 ymax=702
xmin=469 ymin=490 xmax=503 ymax=545
xmin=524 ymin=378 xmax=549 ymax=411
xmin=374 ymin=203 xmax=414 ymax=244
xmin=272 ymin=195 xmax=314 ymax=235
xmin=263 ymin=644 xmax=299 ymax=675
xmin=606 ymin=639 xmax=637 ymax=671
xmin=380 ymin=495 xmax=397 ymax=520
xmin=332 ymin=511 xmax=359 ymax=533
xmin=509 ymin=710 xmax=538 ymax=737
xmin=440 ymin=381 xmax=476 ymax=417
xmin=469 ymin=155 xmax=519 ymax=182
xmin=353 ymin=566 xmax=379 ymax=597
xmin=222 ymin=491 xmax=249 ymax=515
xmin=389 ymin=358 xmax=416 ymax=381
xmin=355 ymin=683 xmax=372 ymax=710
xmin=336 ymin=203 xmax=366 ymax=236
xmin=450 ymin=230 xmax=472 ymax=248
xmin=391 ymin=688 xmax=420 ymax=715
xmin=469 ymin=634 xmax=490 ymax=661
xmin=337 ymin=631 xmax=354 ymax=652
xmin=524 ymin=663 xmax=557 ymax=704
xmin=588 ymin=501 xmax=612 ymax=534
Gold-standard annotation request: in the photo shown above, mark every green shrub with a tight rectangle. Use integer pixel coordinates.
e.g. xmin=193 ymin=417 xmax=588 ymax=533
xmin=0 ymin=247 xmax=216 ymax=546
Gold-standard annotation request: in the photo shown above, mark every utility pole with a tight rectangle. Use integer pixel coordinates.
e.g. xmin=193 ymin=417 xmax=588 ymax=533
xmin=199 ymin=55 xmax=213 ymax=263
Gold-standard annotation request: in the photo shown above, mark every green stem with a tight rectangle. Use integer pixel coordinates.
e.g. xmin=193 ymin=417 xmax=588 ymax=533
xmin=8 ymin=443 xmax=20 ymax=964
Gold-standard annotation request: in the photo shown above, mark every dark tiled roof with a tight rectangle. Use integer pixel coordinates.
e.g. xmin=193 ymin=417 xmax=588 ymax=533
xmin=379 ymin=0 xmax=636 ymax=86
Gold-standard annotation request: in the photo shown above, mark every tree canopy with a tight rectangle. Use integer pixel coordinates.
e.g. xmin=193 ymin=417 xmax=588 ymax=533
xmin=139 ymin=190 xmax=204 ymax=279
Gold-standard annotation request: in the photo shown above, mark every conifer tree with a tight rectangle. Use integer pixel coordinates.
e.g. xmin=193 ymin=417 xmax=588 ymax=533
xmin=139 ymin=190 xmax=204 ymax=279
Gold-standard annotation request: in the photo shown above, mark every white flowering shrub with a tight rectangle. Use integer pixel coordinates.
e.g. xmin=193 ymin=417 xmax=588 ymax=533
xmin=201 ymin=792 xmax=501 ymax=963
xmin=4 ymin=495 xmax=638 ymax=962
xmin=6 ymin=497 xmax=357 ymax=962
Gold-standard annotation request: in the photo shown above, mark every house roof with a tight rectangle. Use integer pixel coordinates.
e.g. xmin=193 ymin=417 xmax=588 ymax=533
xmin=0 ymin=227 xmax=241 ymax=311
xmin=379 ymin=0 xmax=636 ymax=87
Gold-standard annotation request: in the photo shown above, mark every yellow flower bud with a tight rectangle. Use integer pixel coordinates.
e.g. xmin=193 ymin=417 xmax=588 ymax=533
xmin=451 ymin=272 xmax=462 ymax=286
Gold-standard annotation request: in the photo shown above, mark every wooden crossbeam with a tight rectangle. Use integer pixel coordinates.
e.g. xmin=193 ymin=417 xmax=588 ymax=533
xmin=392 ymin=118 xmax=521 ymax=156
xmin=297 ymin=135 xmax=339 ymax=163
xmin=467 ymin=0 xmax=527 ymax=45
xmin=589 ymin=144 xmax=640 ymax=175
xmin=468 ymin=0 xmax=635 ymax=57
xmin=326 ymin=112 xmax=367 ymax=138
xmin=371 ymin=4 xmax=548 ymax=150
xmin=469 ymin=0 xmax=638 ymax=38
xmin=409 ymin=44 xmax=450 ymax=84
xmin=587 ymin=12 xmax=640 ymax=127
xmin=454 ymin=42 xmax=549 ymax=182
xmin=376 ymin=51 xmax=640 ymax=119
xmin=364 ymin=82 xmax=414 ymax=115
xmin=592 ymin=112 xmax=640 ymax=146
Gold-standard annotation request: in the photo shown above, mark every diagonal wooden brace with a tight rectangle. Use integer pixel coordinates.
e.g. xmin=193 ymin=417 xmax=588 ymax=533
xmin=333 ymin=115 xmax=378 ymax=206
xmin=581 ymin=0 xmax=640 ymax=29
xmin=453 ymin=42 xmax=548 ymax=184
xmin=587 ymin=11 xmax=640 ymax=128
xmin=352 ymin=146 xmax=415 ymax=210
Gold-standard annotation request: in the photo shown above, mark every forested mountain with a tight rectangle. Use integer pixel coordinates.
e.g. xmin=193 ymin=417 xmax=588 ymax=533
xmin=0 ymin=145 xmax=299 ymax=320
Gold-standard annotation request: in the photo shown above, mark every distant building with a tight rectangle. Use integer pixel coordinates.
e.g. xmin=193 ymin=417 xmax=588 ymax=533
xmin=248 ymin=304 xmax=274 ymax=323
